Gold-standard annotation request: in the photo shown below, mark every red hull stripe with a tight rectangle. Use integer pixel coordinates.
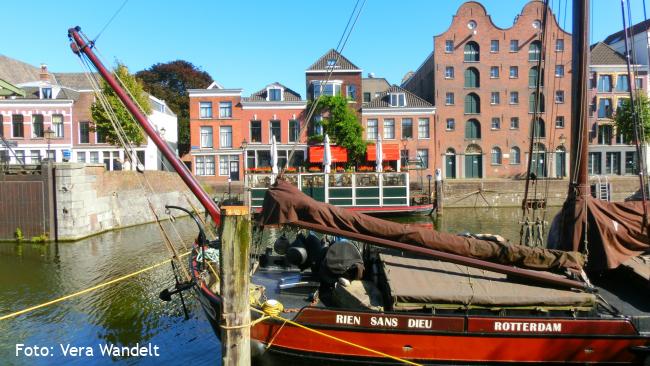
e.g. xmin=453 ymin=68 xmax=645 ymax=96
xmin=251 ymin=321 xmax=645 ymax=363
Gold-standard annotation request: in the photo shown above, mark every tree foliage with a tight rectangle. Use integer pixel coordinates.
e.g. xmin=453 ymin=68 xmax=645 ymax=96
xmin=615 ymin=92 xmax=650 ymax=143
xmin=309 ymin=95 xmax=365 ymax=163
xmin=136 ymin=60 xmax=213 ymax=156
xmin=91 ymin=64 xmax=151 ymax=146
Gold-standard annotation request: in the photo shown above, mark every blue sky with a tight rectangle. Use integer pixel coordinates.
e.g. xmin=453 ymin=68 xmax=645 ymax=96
xmin=2 ymin=0 xmax=646 ymax=98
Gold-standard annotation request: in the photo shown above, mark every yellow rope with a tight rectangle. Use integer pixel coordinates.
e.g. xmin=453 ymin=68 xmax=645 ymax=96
xmin=0 ymin=251 xmax=191 ymax=321
xmin=251 ymin=306 xmax=422 ymax=366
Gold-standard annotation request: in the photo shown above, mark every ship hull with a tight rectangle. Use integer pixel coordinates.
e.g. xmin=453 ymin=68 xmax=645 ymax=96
xmin=193 ymin=280 xmax=649 ymax=365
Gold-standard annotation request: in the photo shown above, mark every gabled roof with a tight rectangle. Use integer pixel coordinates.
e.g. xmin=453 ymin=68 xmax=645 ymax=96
xmin=53 ymin=72 xmax=94 ymax=90
xmin=0 ymin=55 xmax=41 ymax=85
xmin=242 ymin=82 xmax=302 ymax=102
xmin=364 ymin=85 xmax=434 ymax=109
xmin=590 ymin=42 xmax=627 ymax=65
xmin=306 ymin=49 xmax=361 ymax=72
xmin=604 ymin=19 xmax=650 ymax=45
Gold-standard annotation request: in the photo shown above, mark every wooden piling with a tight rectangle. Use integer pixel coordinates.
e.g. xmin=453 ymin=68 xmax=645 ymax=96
xmin=219 ymin=205 xmax=251 ymax=366
xmin=435 ymin=179 xmax=444 ymax=216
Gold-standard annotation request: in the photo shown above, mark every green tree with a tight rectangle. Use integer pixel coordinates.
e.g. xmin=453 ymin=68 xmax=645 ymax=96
xmin=309 ymin=95 xmax=366 ymax=163
xmin=615 ymin=92 xmax=650 ymax=143
xmin=136 ymin=60 xmax=213 ymax=156
xmin=91 ymin=63 xmax=151 ymax=146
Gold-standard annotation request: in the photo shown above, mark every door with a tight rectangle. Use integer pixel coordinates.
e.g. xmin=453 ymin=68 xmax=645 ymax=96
xmin=532 ymin=152 xmax=546 ymax=177
xmin=464 ymin=154 xmax=482 ymax=178
xmin=229 ymin=161 xmax=239 ymax=181
xmin=556 ymin=151 xmax=566 ymax=178
xmin=446 ymin=154 xmax=456 ymax=179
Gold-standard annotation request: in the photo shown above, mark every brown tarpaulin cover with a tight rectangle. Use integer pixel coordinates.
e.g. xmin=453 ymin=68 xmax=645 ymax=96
xmin=379 ymin=253 xmax=595 ymax=310
xmin=260 ymin=180 xmax=585 ymax=272
xmin=555 ymin=196 xmax=650 ymax=270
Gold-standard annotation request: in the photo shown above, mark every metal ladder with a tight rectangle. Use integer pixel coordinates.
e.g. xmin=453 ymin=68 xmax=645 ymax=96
xmin=592 ymin=175 xmax=611 ymax=201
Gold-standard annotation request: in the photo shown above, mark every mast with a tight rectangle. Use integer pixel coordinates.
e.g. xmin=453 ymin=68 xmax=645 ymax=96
xmin=570 ymin=0 xmax=590 ymax=195
xmin=67 ymin=27 xmax=222 ymax=226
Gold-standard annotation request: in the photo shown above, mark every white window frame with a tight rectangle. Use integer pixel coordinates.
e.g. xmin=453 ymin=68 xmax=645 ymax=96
xmin=219 ymin=101 xmax=233 ymax=118
xmin=220 ymin=126 xmax=233 ymax=148
xmin=200 ymin=126 xmax=213 ymax=148
xmin=52 ymin=114 xmax=64 ymax=138
xmin=418 ymin=118 xmax=430 ymax=139
xmin=267 ymin=87 xmax=283 ymax=101
xmin=383 ymin=119 xmax=395 ymax=139
xmin=366 ymin=119 xmax=378 ymax=140
xmin=389 ymin=93 xmax=406 ymax=107
xmin=199 ymin=102 xmax=212 ymax=119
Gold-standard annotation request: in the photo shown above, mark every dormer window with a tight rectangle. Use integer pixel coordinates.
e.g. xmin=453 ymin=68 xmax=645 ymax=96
xmin=389 ymin=93 xmax=406 ymax=107
xmin=41 ymin=87 xmax=52 ymax=99
xmin=267 ymin=87 xmax=282 ymax=101
xmin=326 ymin=58 xmax=337 ymax=67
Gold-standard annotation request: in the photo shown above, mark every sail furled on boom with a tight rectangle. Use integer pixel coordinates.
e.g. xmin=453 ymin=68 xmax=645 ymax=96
xmin=260 ymin=180 xmax=585 ymax=273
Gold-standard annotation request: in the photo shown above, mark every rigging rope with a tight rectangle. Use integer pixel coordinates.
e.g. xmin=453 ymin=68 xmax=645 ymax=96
xmin=285 ymin=0 xmax=367 ymax=172
xmin=93 ymin=0 xmax=130 ymax=43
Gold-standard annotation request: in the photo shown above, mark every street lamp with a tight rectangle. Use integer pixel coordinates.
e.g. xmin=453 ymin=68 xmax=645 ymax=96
xmin=44 ymin=127 xmax=55 ymax=162
xmin=427 ymin=174 xmax=433 ymax=204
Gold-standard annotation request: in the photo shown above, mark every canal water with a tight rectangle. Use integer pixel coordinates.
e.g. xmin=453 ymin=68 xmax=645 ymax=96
xmin=0 ymin=207 xmax=559 ymax=365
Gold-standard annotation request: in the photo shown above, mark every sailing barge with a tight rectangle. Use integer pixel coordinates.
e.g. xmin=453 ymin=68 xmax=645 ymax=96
xmin=67 ymin=0 xmax=650 ymax=362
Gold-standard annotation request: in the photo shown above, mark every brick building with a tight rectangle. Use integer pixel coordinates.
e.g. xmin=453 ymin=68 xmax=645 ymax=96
xmin=588 ymin=42 xmax=649 ymax=176
xmin=404 ymin=1 xmax=572 ymax=179
xmin=0 ymin=56 xmax=177 ymax=170
xmin=305 ymin=49 xmax=362 ymax=109
xmin=361 ymin=85 xmax=436 ymax=183
xmin=188 ymin=82 xmax=307 ymax=183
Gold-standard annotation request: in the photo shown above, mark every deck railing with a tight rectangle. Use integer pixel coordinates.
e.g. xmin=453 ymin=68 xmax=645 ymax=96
xmin=247 ymin=172 xmax=410 ymax=209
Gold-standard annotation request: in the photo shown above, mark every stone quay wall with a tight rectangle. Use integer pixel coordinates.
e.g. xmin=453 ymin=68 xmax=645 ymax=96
xmin=54 ymin=163 xmax=203 ymax=241
xmin=439 ymin=177 xmax=642 ymax=208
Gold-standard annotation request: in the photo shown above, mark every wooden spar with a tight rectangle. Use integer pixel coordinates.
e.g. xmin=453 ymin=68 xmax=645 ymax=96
xmin=67 ymin=27 xmax=221 ymax=226
xmin=294 ymin=219 xmax=589 ymax=291
xmin=569 ymin=0 xmax=590 ymax=196
xmin=219 ymin=206 xmax=251 ymax=366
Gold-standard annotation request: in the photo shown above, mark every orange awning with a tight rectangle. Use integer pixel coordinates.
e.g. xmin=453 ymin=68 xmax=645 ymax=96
xmin=366 ymin=143 xmax=400 ymax=161
xmin=309 ymin=145 xmax=348 ymax=163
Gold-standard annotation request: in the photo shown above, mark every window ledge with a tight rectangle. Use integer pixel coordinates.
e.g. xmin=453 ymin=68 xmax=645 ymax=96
xmin=491 ymin=163 xmax=502 ymax=166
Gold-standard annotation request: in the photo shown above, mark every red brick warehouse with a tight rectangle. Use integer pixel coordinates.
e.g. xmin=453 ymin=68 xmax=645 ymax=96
xmin=404 ymin=1 xmax=572 ymax=179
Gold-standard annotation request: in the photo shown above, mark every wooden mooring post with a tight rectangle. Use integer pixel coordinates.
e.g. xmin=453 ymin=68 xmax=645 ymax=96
xmin=219 ymin=206 xmax=251 ymax=366
xmin=435 ymin=169 xmax=444 ymax=216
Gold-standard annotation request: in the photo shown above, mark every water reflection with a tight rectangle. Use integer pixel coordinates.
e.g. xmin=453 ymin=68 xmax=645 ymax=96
xmin=0 ymin=218 xmax=218 ymax=365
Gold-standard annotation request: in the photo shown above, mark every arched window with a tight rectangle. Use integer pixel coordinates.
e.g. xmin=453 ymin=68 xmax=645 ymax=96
xmin=529 ymin=92 xmax=545 ymax=113
xmin=464 ymin=67 xmax=480 ymax=88
xmin=464 ymin=41 xmax=480 ymax=62
xmin=510 ymin=146 xmax=521 ymax=164
xmin=532 ymin=117 xmax=546 ymax=138
xmin=491 ymin=146 xmax=502 ymax=165
xmin=529 ymin=40 xmax=541 ymax=61
xmin=465 ymin=93 xmax=480 ymax=114
xmin=528 ymin=66 xmax=545 ymax=87
xmin=465 ymin=119 xmax=481 ymax=139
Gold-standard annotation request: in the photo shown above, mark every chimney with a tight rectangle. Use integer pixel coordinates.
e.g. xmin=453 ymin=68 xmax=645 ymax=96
xmin=40 ymin=64 xmax=49 ymax=82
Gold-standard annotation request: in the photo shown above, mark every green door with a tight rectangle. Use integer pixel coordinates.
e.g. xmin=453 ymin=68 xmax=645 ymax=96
xmin=556 ymin=151 xmax=566 ymax=178
xmin=532 ymin=152 xmax=547 ymax=177
xmin=465 ymin=154 xmax=482 ymax=178
xmin=446 ymin=154 xmax=456 ymax=179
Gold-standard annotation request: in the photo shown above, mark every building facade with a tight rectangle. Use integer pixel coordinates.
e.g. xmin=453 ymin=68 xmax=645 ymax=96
xmin=405 ymin=1 xmax=572 ymax=179
xmin=305 ymin=49 xmax=363 ymax=110
xmin=188 ymin=82 xmax=307 ymax=183
xmin=588 ymin=42 xmax=649 ymax=176
xmin=361 ymin=85 xmax=436 ymax=183
xmin=0 ymin=57 xmax=178 ymax=171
